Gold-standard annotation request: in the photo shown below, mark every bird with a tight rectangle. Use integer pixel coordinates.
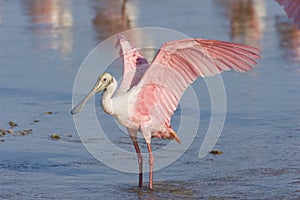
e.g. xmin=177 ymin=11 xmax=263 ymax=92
xmin=71 ymin=35 xmax=261 ymax=189
xmin=276 ymin=0 xmax=300 ymax=28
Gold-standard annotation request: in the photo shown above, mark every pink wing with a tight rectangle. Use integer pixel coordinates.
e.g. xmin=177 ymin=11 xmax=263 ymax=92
xmin=131 ymin=39 xmax=261 ymax=125
xmin=276 ymin=0 xmax=300 ymax=28
xmin=115 ymin=35 xmax=149 ymax=95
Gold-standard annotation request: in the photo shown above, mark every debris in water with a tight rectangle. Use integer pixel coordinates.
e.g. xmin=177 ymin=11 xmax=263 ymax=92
xmin=209 ymin=150 xmax=223 ymax=155
xmin=51 ymin=133 xmax=60 ymax=140
xmin=30 ymin=119 xmax=40 ymax=125
xmin=9 ymin=121 xmax=17 ymax=127
xmin=45 ymin=111 xmax=53 ymax=115
xmin=18 ymin=129 xmax=32 ymax=136
xmin=7 ymin=129 xmax=14 ymax=134
xmin=0 ymin=128 xmax=6 ymax=136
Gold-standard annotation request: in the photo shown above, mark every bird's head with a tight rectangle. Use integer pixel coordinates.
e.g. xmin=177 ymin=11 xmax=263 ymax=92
xmin=94 ymin=72 xmax=114 ymax=92
xmin=71 ymin=72 xmax=113 ymax=115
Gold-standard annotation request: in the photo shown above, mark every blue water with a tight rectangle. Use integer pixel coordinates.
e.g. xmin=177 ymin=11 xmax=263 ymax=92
xmin=0 ymin=0 xmax=299 ymax=199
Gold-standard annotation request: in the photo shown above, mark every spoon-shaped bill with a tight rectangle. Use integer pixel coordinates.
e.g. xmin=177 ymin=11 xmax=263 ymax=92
xmin=71 ymin=80 xmax=104 ymax=115
xmin=71 ymin=89 xmax=96 ymax=115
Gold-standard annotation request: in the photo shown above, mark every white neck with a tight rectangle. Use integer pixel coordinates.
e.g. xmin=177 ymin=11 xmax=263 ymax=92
xmin=101 ymin=77 xmax=118 ymax=115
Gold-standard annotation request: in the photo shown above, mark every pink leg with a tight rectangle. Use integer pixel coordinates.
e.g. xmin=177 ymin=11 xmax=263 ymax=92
xmin=147 ymin=143 xmax=154 ymax=189
xmin=130 ymin=136 xmax=143 ymax=188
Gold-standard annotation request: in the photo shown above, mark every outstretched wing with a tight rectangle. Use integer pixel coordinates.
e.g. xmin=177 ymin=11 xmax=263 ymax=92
xmin=130 ymin=39 xmax=261 ymax=124
xmin=276 ymin=0 xmax=300 ymax=28
xmin=114 ymin=35 xmax=149 ymax=96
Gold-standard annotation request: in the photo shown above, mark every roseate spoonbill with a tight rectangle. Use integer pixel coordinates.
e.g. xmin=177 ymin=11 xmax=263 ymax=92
xmin=276 ymin=0 xmax=300 ymax=28
xmin=71 ymin=35 xmax=260 ymax=189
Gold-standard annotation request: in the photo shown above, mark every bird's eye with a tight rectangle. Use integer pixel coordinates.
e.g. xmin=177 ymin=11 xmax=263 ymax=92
xmin=103 ymin=78 xmax=107 ymax=82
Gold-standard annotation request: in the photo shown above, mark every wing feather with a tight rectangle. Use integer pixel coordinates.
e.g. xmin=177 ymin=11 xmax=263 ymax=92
xmin=276 ymin=0 xmax=300 ymax=28
xmin=114 ymin=35 xmax=150 ymax=95
xmin=209 ymin=47 xmax=253 ymax=72
xmin=131 ymin=38 xmax=261 ymax=125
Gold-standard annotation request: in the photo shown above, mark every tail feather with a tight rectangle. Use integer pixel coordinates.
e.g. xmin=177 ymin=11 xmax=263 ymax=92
xmin=170 ymin=131 xmax=181 ymax=144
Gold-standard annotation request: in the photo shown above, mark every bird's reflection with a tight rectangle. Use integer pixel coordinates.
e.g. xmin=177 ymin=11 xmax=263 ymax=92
xmin=90 ymin=0 xmax=156 ymax=64
xmin=22 ymin=0 xmax=73 ymax=61
xmin=214 ymin=0 xmax=300 ymax=64
xmin=275 ymin=16 xmax=300 ymax=64
xmin=91 ymin=0 xmax=136 ymax=41
xmin=213 ymin=0 xmax=265 ymax=48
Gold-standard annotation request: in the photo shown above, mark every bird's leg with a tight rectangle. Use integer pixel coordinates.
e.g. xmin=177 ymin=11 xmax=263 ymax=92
xmin=128 ymin=129 xmax=143 ymax=188
xmin=131 ymin=137 xmax=143 ymax=188
xmin=141 ymin=128 xmax=154 ymax=189
xmin=147 ymin=143 xmax=154 ymax=190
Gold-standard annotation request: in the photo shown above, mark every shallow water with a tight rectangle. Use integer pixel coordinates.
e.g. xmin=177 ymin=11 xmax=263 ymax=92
xmin=0 ymin=0 xmax=300 ymax=199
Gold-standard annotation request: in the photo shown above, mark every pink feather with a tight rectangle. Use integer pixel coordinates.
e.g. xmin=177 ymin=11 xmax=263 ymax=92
xmin=131 ymin=39 xmax=261 ymax=127
xmin=276 ymin=0 xmax=300 ymax=28
xmin=115 ymin=35 xmax=149 ymax=95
